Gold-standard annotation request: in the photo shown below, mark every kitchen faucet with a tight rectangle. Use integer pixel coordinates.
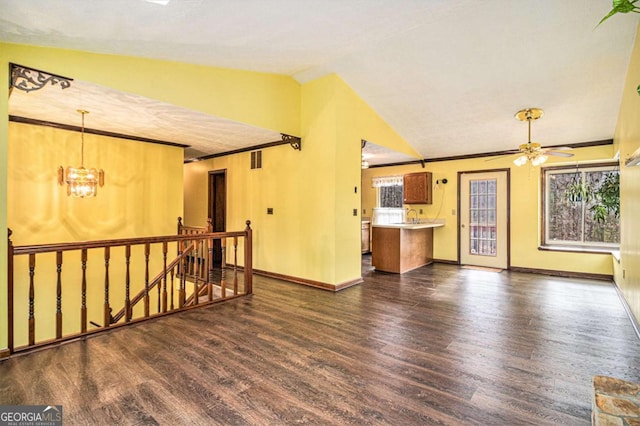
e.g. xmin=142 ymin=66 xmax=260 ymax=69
xmin=406 ymin=208 xmax=418 ymax=224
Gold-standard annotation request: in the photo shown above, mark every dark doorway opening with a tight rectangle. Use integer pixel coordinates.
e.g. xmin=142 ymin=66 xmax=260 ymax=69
xmin=208 ymin=170 xmax=227 ymax=267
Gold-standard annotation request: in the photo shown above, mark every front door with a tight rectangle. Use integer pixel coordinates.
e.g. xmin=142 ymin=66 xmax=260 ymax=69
xmin=459 ymin=170 xmax=509 ymax=269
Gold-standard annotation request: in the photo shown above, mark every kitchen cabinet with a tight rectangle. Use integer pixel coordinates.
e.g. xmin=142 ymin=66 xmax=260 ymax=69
xmin=361 ymin=221 xmax=371 ymax=253
xmin=403 ymin=172 xmax=432 ymax=204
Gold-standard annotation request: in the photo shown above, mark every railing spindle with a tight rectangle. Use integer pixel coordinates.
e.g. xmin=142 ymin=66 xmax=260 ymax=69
xmin=207 ymin=233 xmax=213 ymax=285
xmin=104 ymin=247 xmax=111 ymax=327
xmin=144 ymin=243 xmax=150 ymax=317
xmin=162 ymin=242 xmax=168 ymax=313
xmin=233 ymin=236 xmax=238 ymax=295
xmin=8 ymin=229 xmax=14 ymax=353
xmin=125 ymin=245 xmax=131 ymax=322
xmin=207 ymin=237 xmax=212 ymax=302
xmin=81 ymin=249 xmax=88 ymax=333
xmin=28 ymin=253 xmax=35 ymax=346
xmin=177 ymin=236 xmax=183 ymax=280
xmin=244 ymin=221 xmax=253 ymax=295
xmin=179 ymin=240 xmax=186 ymax=308
xmin=193 ymin=241 xmax=201 ymax=305
xmin=56 ymin=251 xmax=63 ymax=339
xmin=220 ymin=237 xmax=227 ymax=299
xmin=170 ymin=269 xmax=175 ymax=311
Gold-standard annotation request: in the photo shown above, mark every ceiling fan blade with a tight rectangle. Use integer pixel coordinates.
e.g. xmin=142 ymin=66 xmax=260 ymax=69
xmin=545 ymin=150 xmax=574 ymax=157
xmin=485 ymin=151 xmax=520 ymax=161
xmin=542 ymin=146 xmax=573 ymax=150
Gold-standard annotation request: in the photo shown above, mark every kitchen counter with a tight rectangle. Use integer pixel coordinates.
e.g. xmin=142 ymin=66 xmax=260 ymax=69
xmin=372 ymin=222 xmax=444 ymax=230
xmin=371 ymin=220 xmax=444 ymax=273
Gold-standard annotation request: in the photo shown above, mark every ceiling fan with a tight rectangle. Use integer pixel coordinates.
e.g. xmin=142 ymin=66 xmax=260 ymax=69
xmin=508 ymin=108 xmax=574 ymax=166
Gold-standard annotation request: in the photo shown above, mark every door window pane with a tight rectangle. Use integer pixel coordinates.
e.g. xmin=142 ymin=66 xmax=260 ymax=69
xmin=469 ymin=178 xmax=497 ymax=257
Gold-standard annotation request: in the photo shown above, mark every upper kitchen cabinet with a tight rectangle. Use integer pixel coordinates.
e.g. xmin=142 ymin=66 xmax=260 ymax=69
xmin=403 ymin=172 xmax=432 ymax=204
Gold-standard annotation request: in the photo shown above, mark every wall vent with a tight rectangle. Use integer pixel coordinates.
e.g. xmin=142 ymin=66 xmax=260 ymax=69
xmin=251 ymin=150 xmax=262 ymax=169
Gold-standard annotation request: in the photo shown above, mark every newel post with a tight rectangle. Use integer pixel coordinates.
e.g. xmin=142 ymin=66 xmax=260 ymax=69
xmin=244 ymin=220 xmax=253 ymax=295
xmin=177 ymin=217 xmax=183 ymax=235
xmin=6 ymin=229 xmax=14 ymax=355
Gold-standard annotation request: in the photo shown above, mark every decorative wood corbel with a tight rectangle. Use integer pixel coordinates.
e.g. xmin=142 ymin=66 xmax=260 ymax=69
xmin=281 ymin=133 xmax=302 ymax=151
xmin=10 ymin=63 xmax=73 ymax=93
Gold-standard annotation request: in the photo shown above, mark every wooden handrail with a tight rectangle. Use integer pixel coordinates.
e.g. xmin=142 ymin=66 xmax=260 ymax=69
xmin=6 ymin=220 xmax=253 ymax=357
xmin=12 ymin=231 xmax=246 ymax=255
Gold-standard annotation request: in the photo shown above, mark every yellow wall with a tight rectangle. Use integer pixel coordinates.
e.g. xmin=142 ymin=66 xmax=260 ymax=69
xmin=1 ymin=41 xmax=302 ymax=351
xmin=184 ymin=74 xmax=417 ymax=286
xmin=9 ymin=122 xmax=183 ymax=244
xmin=362 ymin=144 xmax=616 ymax=275
xmin=613 ymin=23 xmax=640 ymax=322
xmin=8 ymin=122 xmax=184 ymax=346
xmin=0 ymin=59 xmax=7 ymax=351
xmin=2 ymin=43 xmax=300 ymax=136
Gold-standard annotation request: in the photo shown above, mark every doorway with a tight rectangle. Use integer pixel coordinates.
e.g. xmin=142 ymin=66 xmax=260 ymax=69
xmin=208 ymin=170 xmax=227 ymax=267
xmin=458 ymin=170 xmax=510 ymax=269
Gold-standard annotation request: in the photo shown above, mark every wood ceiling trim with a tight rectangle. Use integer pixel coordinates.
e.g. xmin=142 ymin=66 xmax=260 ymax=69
xmin=9 ymin=115 xmax=189 ymax=148
xmin=368 ymin=139 xmax=614 ymax=168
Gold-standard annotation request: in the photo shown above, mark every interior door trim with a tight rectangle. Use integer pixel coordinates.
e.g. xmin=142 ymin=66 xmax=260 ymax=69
xmin=457 ymin=168 xmax=511 ymax=269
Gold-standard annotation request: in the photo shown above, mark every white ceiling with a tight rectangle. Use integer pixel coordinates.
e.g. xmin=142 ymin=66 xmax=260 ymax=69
xmin=2 ymin=0 xmax=638 ymax=163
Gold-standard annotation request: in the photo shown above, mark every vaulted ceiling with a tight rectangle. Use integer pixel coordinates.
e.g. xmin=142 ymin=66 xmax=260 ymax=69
xmin=2 ymin=1 xmax=638 ymax=164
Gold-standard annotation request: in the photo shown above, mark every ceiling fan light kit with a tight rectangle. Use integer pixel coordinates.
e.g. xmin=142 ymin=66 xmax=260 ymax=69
xmin=512 ymin=107 xmax=573 ymax=167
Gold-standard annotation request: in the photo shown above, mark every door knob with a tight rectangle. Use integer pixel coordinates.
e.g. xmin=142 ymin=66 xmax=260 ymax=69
xmin=461 ymin=224 xmax=465 ymax=228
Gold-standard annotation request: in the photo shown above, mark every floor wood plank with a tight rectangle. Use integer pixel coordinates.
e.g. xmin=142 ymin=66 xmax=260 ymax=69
xmin=1 ymin=257 xmax=639 ymax=425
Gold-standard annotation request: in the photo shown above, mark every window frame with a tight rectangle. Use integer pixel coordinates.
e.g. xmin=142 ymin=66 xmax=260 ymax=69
xmin=540 ymin=161 xmax=619 ymax=252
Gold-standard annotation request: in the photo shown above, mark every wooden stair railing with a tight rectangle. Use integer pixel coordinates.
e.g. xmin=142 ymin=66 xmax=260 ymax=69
xmin=5 ymin=220 xmax=253 ymax=357
xmin=110 ymin=242 xmax=195 ymax=324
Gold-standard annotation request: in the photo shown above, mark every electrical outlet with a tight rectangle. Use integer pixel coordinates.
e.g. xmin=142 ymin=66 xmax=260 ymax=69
xmin=267 ymin=208 xmax=274 ymax=215
xmin=354 ymin=186 xmax=358 ymax=193
xmin=452 ymin=209 xmax=456 ymax=216
xmin=353 ymin=208 xmax=358 ymax=216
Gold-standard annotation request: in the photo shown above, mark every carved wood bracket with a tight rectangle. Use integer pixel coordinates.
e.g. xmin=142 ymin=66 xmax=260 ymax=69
xmin=281 ymin=133 xmax=302 ymax=151
xmin=10 ymin=63 xmax=73 ymax=93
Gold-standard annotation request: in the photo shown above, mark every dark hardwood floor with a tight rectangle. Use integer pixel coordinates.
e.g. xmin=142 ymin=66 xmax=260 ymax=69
xmin=1 ymin=256 xmax=639 ymax=425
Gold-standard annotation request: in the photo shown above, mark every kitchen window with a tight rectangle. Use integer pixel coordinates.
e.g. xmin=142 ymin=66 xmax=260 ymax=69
xmin=372 ymin=175 xmax=404 ymax=208
xmin=372 ymin=175 xmax=404 ymax=224
xmin=542 ymin=163 xmax=619 ymax=250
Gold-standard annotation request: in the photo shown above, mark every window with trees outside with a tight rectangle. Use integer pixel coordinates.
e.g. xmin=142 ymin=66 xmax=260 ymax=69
xmin=372 ymin=175 xmax=404 ymax=208
xmin=542 ymin=163 xmax=619 ymax=250
xmin=378 ymin=186 xmax=403 ymax=208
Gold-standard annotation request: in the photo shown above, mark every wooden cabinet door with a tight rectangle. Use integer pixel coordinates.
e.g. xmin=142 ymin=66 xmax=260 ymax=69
xmin=361 ymin=223 xmax=370 ymax=253
xmin=403 ymin=172 xmax=432 ymax=204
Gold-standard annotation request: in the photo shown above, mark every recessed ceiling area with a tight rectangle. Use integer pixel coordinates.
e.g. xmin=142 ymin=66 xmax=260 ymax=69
xmin=1 ymin=1 xmax=638 ymax=163
xmin=8 ymin=76 xmax=283 ymax=160
xmin=362 ymin=141 xmax=418 ymax=168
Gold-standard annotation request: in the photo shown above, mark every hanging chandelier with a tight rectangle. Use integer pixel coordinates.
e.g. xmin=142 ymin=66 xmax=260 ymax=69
xmin=58 ymin=110 xmax=104 ymax=198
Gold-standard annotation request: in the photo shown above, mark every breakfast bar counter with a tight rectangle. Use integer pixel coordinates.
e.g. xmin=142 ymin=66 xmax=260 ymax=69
xmin=371 ymin=221 xmax=444 ymax=274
